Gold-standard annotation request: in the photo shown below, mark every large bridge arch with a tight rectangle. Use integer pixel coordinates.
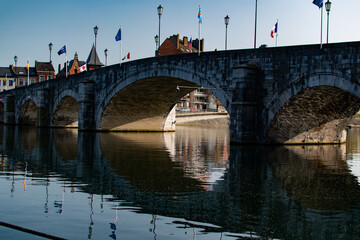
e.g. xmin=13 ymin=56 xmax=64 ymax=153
xmin=18 ymin=96 xmax=38 ymax=126
xmin=51 ymin=90 xmax=79 ymax=128
xmin=95 ymin=65 xmax=231 ymax=131
xmin=266 ymin=73 xmax=360 ymax=144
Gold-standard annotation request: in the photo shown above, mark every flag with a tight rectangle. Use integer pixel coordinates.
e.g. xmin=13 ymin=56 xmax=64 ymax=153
xmin=80 ymin=63 xmax=87 ymax=72
xmin=122 ymin=52 xmax=130 ymax=61
xmin=189 ymin=37 xmax=192 ymax=51
xmin=271 ymin=22 xmax=278 ymax=38
xmin=57 ymin=45 xmax=66 ymax=55
xmin=115 ymin=28 xmax=121 ymax=41
xmin=313 ymin=0 xmax=323 ymax=8
xmin=12 ymin=76 xmax=16 ymax=84
xmin=26 ymin=60 xmax=29 ymax=70
xmin=198 ymin=7 xmax=202 ymax=24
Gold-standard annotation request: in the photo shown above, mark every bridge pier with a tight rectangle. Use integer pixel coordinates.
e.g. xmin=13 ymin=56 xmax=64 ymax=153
xmin=230 ymin=64 xmax=263 ymax=143
xmin=37 ymin=88 xmax=50 ymax=127
xmin=4 ymin=95 xmax=15 ymax=125
xmin=78 ymin=80 xmax=95 ymax=131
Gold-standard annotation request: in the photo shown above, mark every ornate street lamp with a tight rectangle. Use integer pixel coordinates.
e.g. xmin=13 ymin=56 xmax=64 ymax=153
xmin=104 ymin=48 xmax=108 ymax=66
xmin=224 ymin=15 xmax=230 ymax=50
xmin=325 ymin=0 xmax=332 ymax=44
xmin=157 ymin=5 xmax=163 ymax=56
xmin=154 ymin=35 xmax=159 ymax=56
xmin=94 ymin=26 xmax=99 ymax=67
xmin=14 ymin=55 xmax=18 ymax=87
xmin=49 ymin=42 xmax=53 ymax=80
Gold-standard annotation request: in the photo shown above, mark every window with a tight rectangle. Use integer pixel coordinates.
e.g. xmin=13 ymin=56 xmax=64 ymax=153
xmin=19 ymin=79 xmax=24 ymax=86
xmin=39 ymin=75 xmax=45 ymax=82
xmin=9 ymin=80 xmax=13 ymax=87
xmin=48 ymin=75 xmax=52 ymax=80
xmin=31 ymin=79 xmax=36 ymax=84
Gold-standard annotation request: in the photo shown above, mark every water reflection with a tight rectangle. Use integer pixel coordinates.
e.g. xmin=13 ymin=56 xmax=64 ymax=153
xmin=1 ymin=125 xmax=360 ymax=239
xmin=267 ymin=144 xmax=360 ymax=210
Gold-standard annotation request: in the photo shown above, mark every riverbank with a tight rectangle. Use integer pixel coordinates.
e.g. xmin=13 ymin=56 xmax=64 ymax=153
xmin=176 ymin=112 xmax=230 ymax=126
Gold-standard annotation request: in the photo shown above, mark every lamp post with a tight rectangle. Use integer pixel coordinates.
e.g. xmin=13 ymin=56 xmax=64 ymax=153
xmin=154 ymin=35 xmax=159 ymax=56
xmin=104 ymin=49 xmax=108 ymax=66
xmin=94 ymin=26 xmax=99 ymax=67
xmin=49 ymin=42 xmax=53 ymax=80
xmin=224 ymin=15 xmax=230 ymax=50
xmin=325 ymin=0 xmax=332 ymax=44
xmin=14 ymin=55 xmax=18 ymax=87
xmin=157 ymin=5 xmax=163 ymax=56
xmin=254 ymin=0 xmax=258 ymax=48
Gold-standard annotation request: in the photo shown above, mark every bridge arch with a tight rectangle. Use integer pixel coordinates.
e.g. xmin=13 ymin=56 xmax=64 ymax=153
xmin=95 ymin=65 xmax=231 ymax=131
xmin=18 ymin=96 xmax=38 ymax=126
xmin=51 ymin=90 xmax=79 ymax=128
xmin=266 ymin=73 xmax=360 ymax=143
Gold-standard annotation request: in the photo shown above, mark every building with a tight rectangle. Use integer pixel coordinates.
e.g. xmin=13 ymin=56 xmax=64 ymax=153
xmin=57 ymin=44 xmax=103 ymax=78
xmin=10 ymin=65 xmax=37 ymax=88
xmin=0 ymin=67 xmax=15 ymax=92
xmin=0 ymin=61 xmax=55 ymax=92
xmin=57 ymin=52 xmax=85 ymax=78
xmin=35 ymin=61 xmax=55 ymax=82
xmin=86 ymin=44 xmax=104 ymax=71
xmin=157 ymin=34 xmax=203 ymax=56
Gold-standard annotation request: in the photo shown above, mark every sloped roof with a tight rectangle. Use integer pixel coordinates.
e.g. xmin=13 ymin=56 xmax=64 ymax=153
xmin=11 ymin=66 xmax=36 ymax=76
xmin=86 ymin=44 xmax=104 ymax=66
xmin=35 ymin=61 xmax=55 ymax=72
xmin=0 ymin=67 xmax=14 ymax=77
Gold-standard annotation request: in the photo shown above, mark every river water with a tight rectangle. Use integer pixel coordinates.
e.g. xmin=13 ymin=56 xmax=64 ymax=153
xmin=0 ymin=125 xmax=360 ymax=240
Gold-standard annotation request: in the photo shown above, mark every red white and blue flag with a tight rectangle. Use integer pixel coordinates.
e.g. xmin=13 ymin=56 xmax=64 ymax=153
xmin=189 ymin=38 xmax=192 ymax=51
xmin=122 ymin=52 xmax=130 ymax=61
xmin=271 ymin=22 xmax=278 ymax=38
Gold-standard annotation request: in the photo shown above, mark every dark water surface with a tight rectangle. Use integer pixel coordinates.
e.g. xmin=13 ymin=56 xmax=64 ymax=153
xmin=1 ymin=125 xmax=360 ymax=239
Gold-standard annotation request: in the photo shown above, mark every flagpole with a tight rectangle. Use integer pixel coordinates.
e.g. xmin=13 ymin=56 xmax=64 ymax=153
xmin=320 ymin=5 xmax=323 ymax=49
xmin=276 ymin=19 xmax=278 ymax=47
xmin=120 ymin=26 xmax=122 ymax=66
xmin=65 ymin=45 xmax=68 ymax=78
xmin=198 ymin=5 xmax=201 ymax=57
xmin=254 ymin=0 xmax=258 ymax=49
xmin=27 ymin=58 xmax=29 ymax=86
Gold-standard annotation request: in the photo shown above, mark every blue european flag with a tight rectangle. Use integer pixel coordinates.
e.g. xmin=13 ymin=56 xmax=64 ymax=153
xmin=115 ymin=28 xmax=121 ymax=41
xmin=313 ymin=0 xmax=323 ymax=8
xmin=57 ymin=45 xmax=66 ymax=55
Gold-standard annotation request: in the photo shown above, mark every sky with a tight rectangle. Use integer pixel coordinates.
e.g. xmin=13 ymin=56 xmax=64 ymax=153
xmin=1 ymin=0 xmax=360 ymax=74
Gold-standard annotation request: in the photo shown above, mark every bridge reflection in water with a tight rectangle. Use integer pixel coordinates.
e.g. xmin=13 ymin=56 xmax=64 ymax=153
xmin=1 ymin=126 xmax=360 ymax=239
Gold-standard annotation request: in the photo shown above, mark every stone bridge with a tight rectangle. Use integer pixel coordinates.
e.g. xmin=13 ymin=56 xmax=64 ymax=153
xmin=1 ymin=41 xmax=360 ymax=144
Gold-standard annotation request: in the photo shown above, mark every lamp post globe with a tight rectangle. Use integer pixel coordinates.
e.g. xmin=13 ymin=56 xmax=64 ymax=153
xmin=157 ymin=5 xmax=163 ymax=16
xmin=93 ymin=26 xmax=99 ymax=67
xmin=49 ymin=42 xmax=53 ymax=61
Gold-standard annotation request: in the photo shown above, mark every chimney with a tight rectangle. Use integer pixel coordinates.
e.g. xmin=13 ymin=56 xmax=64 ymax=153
xmin=200 ymin=38 xmax=204 ymax=52
xmin=183 ymin=36 xmax=188 ymax=47
xmin=176 ymin=34 xmax=179 ymax=49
